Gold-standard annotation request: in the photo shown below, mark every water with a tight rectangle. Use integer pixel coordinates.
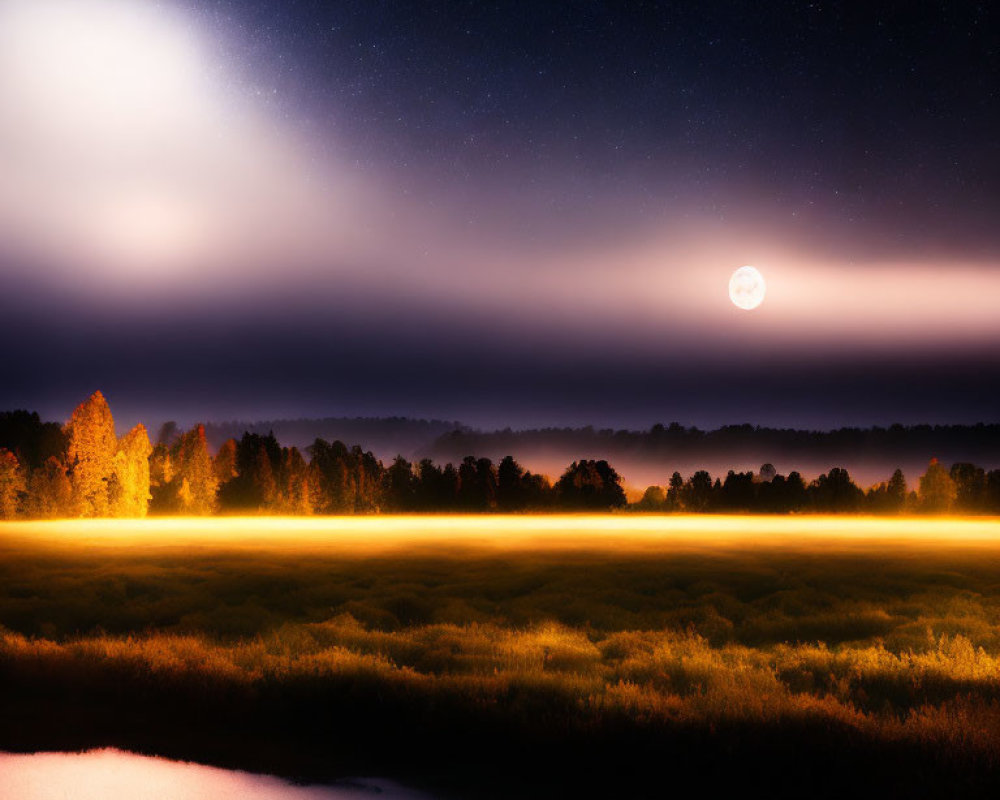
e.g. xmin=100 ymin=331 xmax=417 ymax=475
xmin=0 ymin=749 xmax=436 ymax=800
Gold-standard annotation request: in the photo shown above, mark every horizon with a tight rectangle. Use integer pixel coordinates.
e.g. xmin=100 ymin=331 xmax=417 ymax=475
xmin=9 ymin=394 xmax=1000 ymax=491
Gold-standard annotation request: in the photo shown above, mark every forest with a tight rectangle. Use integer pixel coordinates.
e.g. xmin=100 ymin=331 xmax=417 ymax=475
xmin=2 ymin=391 xmax=1000 ymax=519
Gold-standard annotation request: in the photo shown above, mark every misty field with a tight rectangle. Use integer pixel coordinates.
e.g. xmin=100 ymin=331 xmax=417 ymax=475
xmin=3 ymin=515 xmax=1000 ymax=798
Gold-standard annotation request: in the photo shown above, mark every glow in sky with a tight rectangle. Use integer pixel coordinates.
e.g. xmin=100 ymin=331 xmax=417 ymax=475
xmin=1 ymin=1 xmax=997 ymax=427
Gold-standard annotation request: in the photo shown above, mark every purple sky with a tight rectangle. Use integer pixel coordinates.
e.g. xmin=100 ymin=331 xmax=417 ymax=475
xmin=1 ymin=0 xmax=998 ymax=431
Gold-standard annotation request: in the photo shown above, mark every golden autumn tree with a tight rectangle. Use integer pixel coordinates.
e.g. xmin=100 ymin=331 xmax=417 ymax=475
xmin=65 ymin=391 xmax=117 ymax=517
xmin=173 ymin=424 xmax=219 ymax=514
xmin=148 ymin=442 xmax=176 ymax=513
xmin=919 ymin=458 xmax=957 ymax=513
xmin=0 ymin=448 xmax=26 ymax=519
xmin=25 ymin=457 xmax=72 ymax=518
xmin=110 ymin=424 xmax=152 ymax=517
xmin=213 ymin=438 xmax=238 ymax=486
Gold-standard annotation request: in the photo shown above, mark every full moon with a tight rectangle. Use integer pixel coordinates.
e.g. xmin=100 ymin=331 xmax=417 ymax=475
xmin=729 ymin=265 xmax=766 ymax=310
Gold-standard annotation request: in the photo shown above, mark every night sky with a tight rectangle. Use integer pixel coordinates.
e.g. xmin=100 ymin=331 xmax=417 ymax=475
xmin=1 ymin=0 xmax=998 ymax=431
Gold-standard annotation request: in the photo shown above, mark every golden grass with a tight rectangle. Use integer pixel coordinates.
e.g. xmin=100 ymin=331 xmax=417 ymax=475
xmin=5 ymin=514 xmax=1000 ymax=792
xmin=4 ymin=619 xmax=1000 ymax=763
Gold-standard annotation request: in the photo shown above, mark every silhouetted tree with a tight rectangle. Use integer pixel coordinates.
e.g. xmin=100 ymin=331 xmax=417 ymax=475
xmin=636 ymin=485 xmax=665 ymax=510
xmin=950 ymin=462 xmax=986 ymax=511
xmin=492 ymin=455 xmax=551 ymax=511
xmin=809 ymin=467 xmax=863 ymax=512
xmin=555 ymin=459 xmax=626 ymax=509
xmin=682 ymin=470 xmax=715 ymax=512
xmin=0 ymin=410 xmax=67 ymax=470
xmin=754 ymin=470 xmax=806 ymax=513
xmin=720 ymin=471 xmax=756 ymax=511
xmin=521 ymin=470 xmax=553 ymax=509
xmin=784 ymin=471 xmax=808 ymax=511
xmin=987 ymin=470 xmax=1000 ymax=513
xmin=306 ymin=438 xmax=385 ymax=513
xmin=919 ymin=458 xmax=956 ymax=513
xmin=458 ymin=456 xmax=497 ymax=510
xmin=383 ymin=455 xmax=417 ymax=511
xmin=888 ymin=468 xmax=908 ymax=511
xmin=217 ymin=432 xmax=282 ymax=511
xmin=496 ymin=455 xmax=526 ymax=511
xmin=666 ymin=471 xmax=684 ymax=511
xmin=865 ymin=469 xmax=908 ymax=514
xmin=440 ymin=463 xmax=461 ymax=507
xmin=413 ymin=458 xmax=452 ymax=510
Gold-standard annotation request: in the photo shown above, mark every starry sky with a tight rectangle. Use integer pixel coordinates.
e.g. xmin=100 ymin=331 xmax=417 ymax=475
xmin=1 ymin=0 xmax=998 ymax=431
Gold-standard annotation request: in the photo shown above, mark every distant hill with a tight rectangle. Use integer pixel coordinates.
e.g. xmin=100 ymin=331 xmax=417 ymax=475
xmin=198 ymin=418 xmax=1000 ymax=491
xmin=420 ymin=423 xmax=1000 ymax=489
xmin=202 ymin=417 xmax=465 ymax=462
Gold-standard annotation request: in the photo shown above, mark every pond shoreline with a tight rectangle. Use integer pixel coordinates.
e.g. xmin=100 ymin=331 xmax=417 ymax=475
xmin=4 ymin=681 xmax=1000 ymax=800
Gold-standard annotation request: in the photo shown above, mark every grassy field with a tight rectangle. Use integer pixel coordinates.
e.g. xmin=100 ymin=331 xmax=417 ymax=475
xmin=3 ymin=515 xmax=1000 ymax=798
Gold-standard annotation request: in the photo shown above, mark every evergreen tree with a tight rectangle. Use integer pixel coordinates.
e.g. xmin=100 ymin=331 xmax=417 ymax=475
xmin=950 ymin=462 xmax=986 ymax=511
xmin=496 ymin=455 xmax=526 ymax=511
xmin=383 ymin=455 xmax=417 ymax=511
xmin=555 ymin=459 xmax=626 ymax=509
xmin=986 ymin=470 xmax=1000 ymax=513
xmin=666 ymin=471 xmax=684 ymax=511
xmin=720 ymin=470 xmax=756 ymax=511
xmin=887 ymin=468 xmax=908 ymax=511
xmin=414 ymin=458 xmax=446 ymax=510
xmin=217 ymin=432 xmax=282 ymax=511
xmin=919 ymin=458 xmax=956 ymax=513
xmin=808 ymin=467 xmax=863 ymax=512
xmin=682 ymin=470 xmax=714 ymax=512
xmin=458 ymin=456 xmax=497 ymax=510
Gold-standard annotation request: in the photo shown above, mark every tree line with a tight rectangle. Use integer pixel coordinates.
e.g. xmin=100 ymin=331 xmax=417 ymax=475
xmin=1 ymin=392 xmax=998 ymax=518
xmin=634 ymin=460 xmax=999 ymax=514
xmin=0 ymin=393 xmax=624 ymax=518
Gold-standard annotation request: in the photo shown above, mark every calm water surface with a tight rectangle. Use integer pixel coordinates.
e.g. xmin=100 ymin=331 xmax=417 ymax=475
xmin=0 ymin=749 xmax=437 ymax=800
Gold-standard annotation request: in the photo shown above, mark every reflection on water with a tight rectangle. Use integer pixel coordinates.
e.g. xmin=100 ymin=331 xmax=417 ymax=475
xmin=0 ymin=749 xmax=435 ymax=800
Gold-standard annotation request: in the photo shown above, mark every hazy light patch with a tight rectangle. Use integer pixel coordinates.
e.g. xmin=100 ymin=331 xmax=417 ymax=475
xmin=0 ymin=0 xmax=366 ymax=284
xmin=382 ymin=227 xmax=1000 ymax=356
xmin=4 ymin=515 xmax=1000 ymax=554
xmin=0 ymin=749 xmax=431 ymax=800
